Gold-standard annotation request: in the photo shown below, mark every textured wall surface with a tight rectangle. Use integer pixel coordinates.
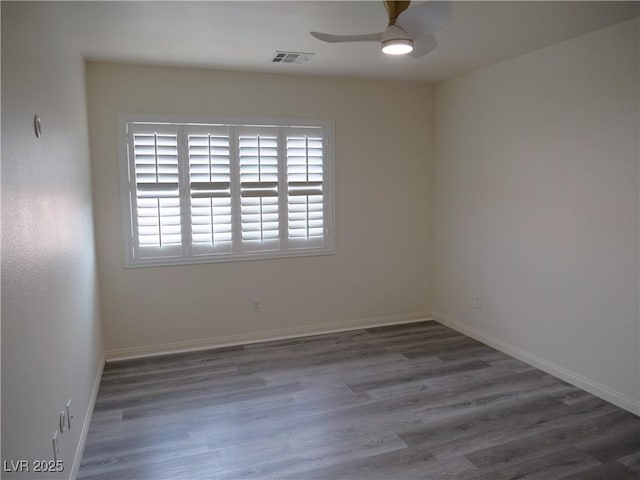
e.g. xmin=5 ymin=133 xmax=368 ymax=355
xmin=87 ymin=62 xmax=435 ymax=353
xmin=434 ymin=19 xmax=639 ymax=411
xmin=1 ymin=3 xmax=104 ymax=477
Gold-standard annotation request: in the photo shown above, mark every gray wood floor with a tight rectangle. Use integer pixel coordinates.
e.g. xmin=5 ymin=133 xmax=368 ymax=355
xmin=79 ymin=321 xmax=640 ymax=479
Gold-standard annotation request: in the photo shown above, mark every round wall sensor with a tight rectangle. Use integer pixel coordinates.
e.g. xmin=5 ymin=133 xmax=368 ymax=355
xmin=34 ymin=115 xmax=42 ymax=138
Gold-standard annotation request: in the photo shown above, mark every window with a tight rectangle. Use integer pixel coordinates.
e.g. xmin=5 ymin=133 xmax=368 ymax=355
xmin=119 ymin=116 xmax=334 ymax=267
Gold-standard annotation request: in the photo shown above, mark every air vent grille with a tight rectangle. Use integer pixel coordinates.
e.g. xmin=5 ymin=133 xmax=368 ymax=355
xmin=272 ymin=51 xmax=314 ymax=64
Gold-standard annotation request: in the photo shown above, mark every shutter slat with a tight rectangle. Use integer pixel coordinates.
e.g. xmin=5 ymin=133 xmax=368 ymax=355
xmin=288 ymin=187 xmax=323 ymax=196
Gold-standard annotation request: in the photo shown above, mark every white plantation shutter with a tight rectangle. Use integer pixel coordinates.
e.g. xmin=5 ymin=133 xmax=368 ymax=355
xmin=237 ymin=127 xmax=280 ymax=251
xmin=186 ymin=126 xmax=233 ymax=255
xmin=121 ymin=117 xmax=333 ymax=266
xmin=129 ymin=123 xmax=183 ymax=259
xmin=286 ymin=127 xmax=325 ymax=248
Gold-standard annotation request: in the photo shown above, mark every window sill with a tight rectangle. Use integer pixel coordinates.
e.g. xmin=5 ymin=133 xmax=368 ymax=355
xmin=124 ymin=246 xmax=336 ymax=269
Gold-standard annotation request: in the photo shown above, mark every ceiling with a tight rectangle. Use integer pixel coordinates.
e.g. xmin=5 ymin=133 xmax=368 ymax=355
xmin=55 ymin=1 xmax=639 ymax=82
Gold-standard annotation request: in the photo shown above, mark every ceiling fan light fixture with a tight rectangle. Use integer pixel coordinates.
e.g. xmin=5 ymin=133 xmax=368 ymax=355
xmin=381 ymin=38 xmax=413 ymax=55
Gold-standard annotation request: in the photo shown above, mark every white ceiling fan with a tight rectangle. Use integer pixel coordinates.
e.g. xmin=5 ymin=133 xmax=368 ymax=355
xmin=310 ymin=1 xmax=452 ymax=58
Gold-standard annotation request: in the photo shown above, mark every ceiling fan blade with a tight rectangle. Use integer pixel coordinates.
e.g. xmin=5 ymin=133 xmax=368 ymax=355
xmin=310 ymin=31 xmax=383 ymax=43
xmin=409 ymin=33 xmax=438 ymax=58
xmin=396 ymin=1 xmax=452 ymax=37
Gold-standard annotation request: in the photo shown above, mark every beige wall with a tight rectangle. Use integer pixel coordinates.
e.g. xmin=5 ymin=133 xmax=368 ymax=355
xmin=434 ymin=19 xmax=639 ymax=413
xmin=1 ymin=3 xmax=104 ymax=478
xmin=86 ymin=63 xmax=434 ymax=355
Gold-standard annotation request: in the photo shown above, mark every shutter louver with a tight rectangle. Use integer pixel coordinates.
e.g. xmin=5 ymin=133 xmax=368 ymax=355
xmin=286 ymin=128 xmax=324 ymax=248
xmin=131 ymin=124 xmax=183 ymax=257
xmin=187 ymin=127 xmax=233 ymax=255
xmin=238 ymin=127 xmax=280 ymax=251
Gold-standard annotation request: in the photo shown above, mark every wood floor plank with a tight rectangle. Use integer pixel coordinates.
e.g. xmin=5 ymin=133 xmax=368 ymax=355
xmin=79 ymin=321 xmax=639 ymax=479
xmin=464 ymin=409 xmax=637 ymax=470
xmin=95 ymin=373 xmax=267 ymax=411
xmin=557 ymin=461 xmax=639 ymax=480
xmin=617 ymin=450 xmax=640 ymax=473
xmin=436 ymin=343 xmax=507 ymax=362
xmin=79 ymin=438 xmax=210 ymax=477
xmin=366 ymin=358 xmax=535 ymax=400
xmin=412 ymin=369 xmax=577 ymax=422
xmin=79 ymin=451 xmax=223 ymax=480
xmin=122 ymin=381 xmax=303 ymax=420
xmin=346 ymin=359 xmax=491 ymax=392
xmin=90 ymin=383 xmax=370 ymax=443
xmin=287 ymin=447 xmax=477 ymax=480
xmin=81 ymin=425 xmax=191 ymax=460
xmin=260 ymin=351 xmax=427 ymax=387
xmin=574 ymin=422 xmax=640 ymax=462
xmin=208 ymin=427 xmax=408 ymax=478
xmin=397 ymin=395 xmax=618 ymax=460
xmin=460 ymin=447 xmax=600 ymax=480
xmin=394 ymin=335 xmax=483 ymax=358
xmin=191 ymin=388 xmax=375 ymax=443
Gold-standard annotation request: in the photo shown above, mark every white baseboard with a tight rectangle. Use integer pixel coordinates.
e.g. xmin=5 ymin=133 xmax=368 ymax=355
xmin=69 ymin=353 xmax=105 ymax=480
xmin=434 ymin=311 xmax=640 ymax=416
xmin=106 ymin=312 xmax=434 ymax=362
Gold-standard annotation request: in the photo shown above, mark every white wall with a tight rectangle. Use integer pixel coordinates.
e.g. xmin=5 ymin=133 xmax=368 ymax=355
xmin=1 ymin=3 xmax=104 ymax=478
xmin=434 ymin=19 xmax=639 ymax=413
xmin=86 ymin=63 xmax=434 ymax=356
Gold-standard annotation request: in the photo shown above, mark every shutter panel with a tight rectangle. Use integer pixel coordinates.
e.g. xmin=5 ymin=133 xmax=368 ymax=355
xmin=124 ymin=119 xmax=332 ymax=266
xmin=186 ymin=126 xmax=233 ymax=255
xmin=130 ymin=123 xmax=183 ymax=258
xmin=238 ymin=127 xmax=280 ymax=251
xmin=286 ymin=127 xmax=324 ymax=248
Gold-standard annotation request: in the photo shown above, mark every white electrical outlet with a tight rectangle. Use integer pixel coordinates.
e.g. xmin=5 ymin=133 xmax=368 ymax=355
xmin=66 ymin=399 xmax=73 ymax=430
xmin=52 ymin=431 xmax=59 ymax=462
xmin=474 ymin=296 xmax=482 ymax=309
xmin=59 ymin=410 xmax=67 ymax=433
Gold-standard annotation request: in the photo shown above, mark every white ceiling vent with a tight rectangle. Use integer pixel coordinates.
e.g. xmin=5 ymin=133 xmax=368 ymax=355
xmin=271 ymin=51 xmax=314 ymax=64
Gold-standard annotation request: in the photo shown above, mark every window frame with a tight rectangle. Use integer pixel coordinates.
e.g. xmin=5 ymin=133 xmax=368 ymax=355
xmin=117 ymin=114 xmax=335 ymax=268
